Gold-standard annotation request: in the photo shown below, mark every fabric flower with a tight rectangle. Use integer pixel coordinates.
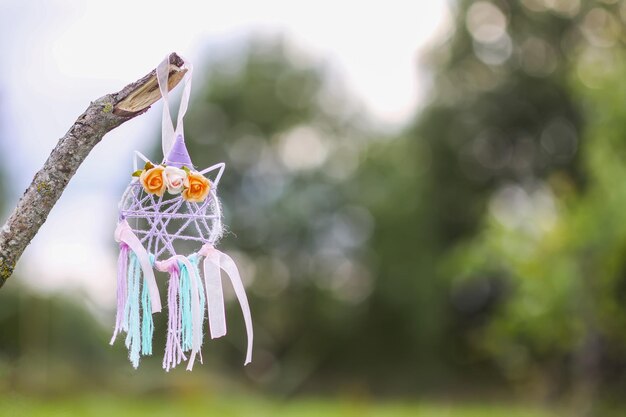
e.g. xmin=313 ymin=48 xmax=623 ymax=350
xmin=163 ymin=166 xmax=187 ymax=194
xmin=182 ymin=171 xmax=211 ymax=202
xmin=140 ymin=165 xmax=166 ymax=196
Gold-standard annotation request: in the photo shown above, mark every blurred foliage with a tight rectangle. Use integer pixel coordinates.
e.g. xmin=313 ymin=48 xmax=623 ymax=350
xmin=434 ymin=0 xmax=626 ymax=405
xmin=0 ymin=287 xmax=123 ymax=394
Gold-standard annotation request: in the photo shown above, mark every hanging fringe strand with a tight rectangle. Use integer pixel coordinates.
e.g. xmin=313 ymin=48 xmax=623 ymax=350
xmin=110 ymin=243 xmax=157 ymax=368
xmin=110 ymin=243 xmax=129 ymax=344
xmin=141 ymin=271 xmax=154 ymax=356
xmin=163 ymin=262 xmax=186 ymax=371
xmin=125 ymin=253 xmax=142 ymax=368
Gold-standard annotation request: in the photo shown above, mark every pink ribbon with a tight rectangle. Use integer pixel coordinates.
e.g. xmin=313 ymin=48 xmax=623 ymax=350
xmin=155 ymin=254 xmax=203 ymax=371
xmin=199 ymin=244 xmax=253 ymax=365
xmin=115 ymin=220 xmax=162 ymax=313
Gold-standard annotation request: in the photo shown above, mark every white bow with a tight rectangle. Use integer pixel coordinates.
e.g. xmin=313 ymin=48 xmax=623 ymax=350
xmin=199 ymin=244 xmax=253 ymax=365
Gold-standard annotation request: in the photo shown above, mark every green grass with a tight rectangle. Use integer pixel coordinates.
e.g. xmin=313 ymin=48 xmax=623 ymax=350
xmin=0 ymin=394 xmax=560 ymax=417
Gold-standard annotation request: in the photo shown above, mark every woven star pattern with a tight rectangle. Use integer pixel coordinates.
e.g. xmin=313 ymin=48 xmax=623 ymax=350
xmin=119 ymin=178 xmax=223 ymax=260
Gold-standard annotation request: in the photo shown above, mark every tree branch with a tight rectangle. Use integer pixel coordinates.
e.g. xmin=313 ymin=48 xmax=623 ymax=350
xmin=0 ymin=53 xmax=187 ymax=288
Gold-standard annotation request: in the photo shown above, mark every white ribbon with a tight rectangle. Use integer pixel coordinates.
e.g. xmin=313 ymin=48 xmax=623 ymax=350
xmin=156 ymin=54 xmax=194 ymax=158
xmin=199 ymin=244 xmax=253 ymax=365
xmin=115 ymin=220 xmax=162 ymax=313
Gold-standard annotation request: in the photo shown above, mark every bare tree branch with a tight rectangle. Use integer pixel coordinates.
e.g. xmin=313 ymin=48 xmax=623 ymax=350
xmin=0 ymin=53 xmax=186 ymax=287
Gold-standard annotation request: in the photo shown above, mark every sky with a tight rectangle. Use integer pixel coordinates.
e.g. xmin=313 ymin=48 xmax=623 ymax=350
xmin=0 ymin=0 xmax=449 ymax=308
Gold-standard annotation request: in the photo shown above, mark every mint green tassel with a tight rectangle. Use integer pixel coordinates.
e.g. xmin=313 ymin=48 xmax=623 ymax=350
xmin=178 ymin=255 xmax=206 ymax=353
xmin=179 ymin=260 xmax=193 ymax=352
xmin=125 ymin=253 xmax=141 ymax=368
xmin=141 ymin=272 xmax=154 ymax=356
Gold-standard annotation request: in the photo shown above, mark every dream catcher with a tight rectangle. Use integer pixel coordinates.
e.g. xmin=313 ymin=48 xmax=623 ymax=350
xmin=110 ymin=55 xmax=253 ymax=371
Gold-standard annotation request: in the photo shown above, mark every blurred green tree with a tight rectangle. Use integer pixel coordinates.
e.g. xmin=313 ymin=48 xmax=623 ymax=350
xmin=353 ymin=0 xmax=591 ymax=393
xmin=421 ymin=0 xmax=626 ymax=405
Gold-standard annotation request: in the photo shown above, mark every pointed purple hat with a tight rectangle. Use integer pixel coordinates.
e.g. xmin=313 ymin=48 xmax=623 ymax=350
xmin=164 ymin=134 xmax=193 ymax=168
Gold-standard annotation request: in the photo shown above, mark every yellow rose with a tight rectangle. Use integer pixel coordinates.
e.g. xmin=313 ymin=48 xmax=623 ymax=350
xmin=182 ymin=172 xmax=211 ymax=202
xmin=140 ymin=165 xmax=166 ymax=196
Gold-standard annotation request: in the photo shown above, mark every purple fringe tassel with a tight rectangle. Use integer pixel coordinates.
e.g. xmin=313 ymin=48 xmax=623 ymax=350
xmin=163 ymin=265 xmax=187 ymax=371
xmin=110 ymin=243 xmax=129 ymax=345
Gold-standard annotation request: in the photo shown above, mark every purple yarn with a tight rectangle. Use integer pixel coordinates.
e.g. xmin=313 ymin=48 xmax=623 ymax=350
xmin=120 ymin=182 xmax=218 ymax=260
xmin=110 ymin=243 xmax=129 ymax=344
xmin=163 ymin=134 xmax=193 ymax=168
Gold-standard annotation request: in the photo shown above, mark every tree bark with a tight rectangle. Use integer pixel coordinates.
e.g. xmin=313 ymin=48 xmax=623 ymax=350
xmin=0 ymin=53 xmax=187 ymax=288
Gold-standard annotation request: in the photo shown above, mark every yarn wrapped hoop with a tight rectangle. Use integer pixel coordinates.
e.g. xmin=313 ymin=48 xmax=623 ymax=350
xmin=119 ymin=150 xmax=225 ymax=261
xmin=110 ymin=54 xmax=253 ymax=371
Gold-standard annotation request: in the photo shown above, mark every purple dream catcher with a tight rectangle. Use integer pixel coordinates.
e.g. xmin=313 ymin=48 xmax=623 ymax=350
xmin=110 ymin=55 xmax=253 ymax=371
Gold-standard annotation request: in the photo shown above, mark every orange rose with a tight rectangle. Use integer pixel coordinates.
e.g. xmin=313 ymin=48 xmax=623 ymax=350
xmin=140 ymin=165 xmax=166 ymax=196
xmin=182 ymin=172 xmax=211 ymax=202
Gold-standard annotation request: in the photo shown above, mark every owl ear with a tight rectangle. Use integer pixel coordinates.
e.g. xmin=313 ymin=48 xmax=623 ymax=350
xmin=198 ymin=162 xmax=226 ymax=189
xmin=133 ymin=151 xmax=156 ymax=172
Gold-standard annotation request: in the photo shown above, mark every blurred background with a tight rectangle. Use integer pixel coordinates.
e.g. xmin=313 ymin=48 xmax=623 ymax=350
xmin=2 ymin=0 xmax=626 ymax=416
